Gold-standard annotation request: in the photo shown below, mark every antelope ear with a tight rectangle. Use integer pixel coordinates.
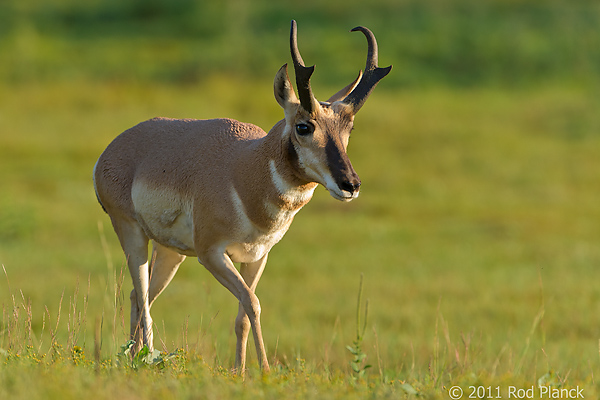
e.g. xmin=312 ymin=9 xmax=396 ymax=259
xmin=274 ymin=64 xmax=299 ymax=110
xmin=327 ymin=71 xmax=362 ymax=103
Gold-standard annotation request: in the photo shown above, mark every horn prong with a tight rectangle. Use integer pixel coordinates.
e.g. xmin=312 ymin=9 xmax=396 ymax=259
xmin=290 ymin=20 xmax=318 ymax=115
xmin=343 ymin=26 xmax=392 ymax=114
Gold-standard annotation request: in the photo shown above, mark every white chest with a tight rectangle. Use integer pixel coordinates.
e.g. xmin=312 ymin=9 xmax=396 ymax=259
xmin=225 ymin=187 xmax=299 ymax=263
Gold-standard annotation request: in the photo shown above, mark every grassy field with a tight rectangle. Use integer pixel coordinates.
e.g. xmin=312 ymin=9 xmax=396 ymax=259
xmin=1 ymin=1 xmax=600 ymax=398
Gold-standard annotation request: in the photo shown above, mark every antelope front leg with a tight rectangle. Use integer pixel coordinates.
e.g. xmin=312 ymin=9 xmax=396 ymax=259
xmin=235 ymin=255 xmax=268 ymax=374
xmin=199 ymin=250 xmax=270 ymax=373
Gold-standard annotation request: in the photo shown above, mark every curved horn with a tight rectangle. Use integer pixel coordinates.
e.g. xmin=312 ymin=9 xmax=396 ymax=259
xmin=343 ymin=26 xmax=392 ymax=114
xmin=290 ymin=20 xmax=319 ymax=115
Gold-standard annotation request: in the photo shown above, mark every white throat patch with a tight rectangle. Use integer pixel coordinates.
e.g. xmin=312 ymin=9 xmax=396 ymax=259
xmin=269 ymin=160 xmax=315 ymax=204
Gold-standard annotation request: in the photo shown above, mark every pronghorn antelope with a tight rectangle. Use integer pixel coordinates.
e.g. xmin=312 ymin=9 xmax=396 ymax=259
xmin=93 ymin=20 xmax=390 ymax=373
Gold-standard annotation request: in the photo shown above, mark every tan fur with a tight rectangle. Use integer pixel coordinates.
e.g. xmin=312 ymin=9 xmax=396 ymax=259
xmin=93 ymin=22 xmax=389 ymax=375
xmin=95 ymin=117 xmax=308 ymax=258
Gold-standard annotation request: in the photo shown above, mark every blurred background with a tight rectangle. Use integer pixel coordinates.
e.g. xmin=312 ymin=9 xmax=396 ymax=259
xmin=1 ymin=0 xmax=598 ymax=86
xmin=1 ymin=0 xmax=599 ymax=379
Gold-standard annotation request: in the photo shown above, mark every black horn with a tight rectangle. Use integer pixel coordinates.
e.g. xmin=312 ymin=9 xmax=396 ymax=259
xmin=343 ymin=26 xmax=392 ymax=114
xmin=290 ymin=20 xmax=319 ymax=115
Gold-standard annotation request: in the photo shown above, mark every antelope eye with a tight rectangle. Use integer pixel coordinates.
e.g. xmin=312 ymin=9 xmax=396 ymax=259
xmin=295 ymin=123 xmax=314 ymax=136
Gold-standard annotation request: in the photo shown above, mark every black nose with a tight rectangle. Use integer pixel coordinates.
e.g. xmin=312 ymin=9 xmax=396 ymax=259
xmin=340 ymin=179 xmax=361 ymax=194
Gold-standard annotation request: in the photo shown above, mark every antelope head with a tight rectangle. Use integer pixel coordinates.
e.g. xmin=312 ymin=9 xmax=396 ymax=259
xmin=274 ymin=20 xmax=392 ymax=202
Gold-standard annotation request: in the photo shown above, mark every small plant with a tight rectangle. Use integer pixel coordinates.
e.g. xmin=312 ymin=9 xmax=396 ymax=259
xmin=116 ymin=340 xmax=177 ymax=370
xmin=346 ymin=273 xmax=371 ymax=381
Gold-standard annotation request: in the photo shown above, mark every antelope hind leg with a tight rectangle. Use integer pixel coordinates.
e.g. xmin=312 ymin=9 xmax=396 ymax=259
xmin=111 ymin=217 xmax=153 ymax=352
xmin=148 ymin=241 xmax=186 ymax=308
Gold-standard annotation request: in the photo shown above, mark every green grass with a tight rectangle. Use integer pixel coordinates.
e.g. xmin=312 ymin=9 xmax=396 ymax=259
xmin=2 ymin=0 xmax=600 ymax=398
xmin=2 ymin=79 xmax=599 ymax=398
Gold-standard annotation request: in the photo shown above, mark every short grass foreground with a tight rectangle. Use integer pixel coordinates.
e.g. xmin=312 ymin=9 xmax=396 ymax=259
xmin=2 ymin=257 xmax=599 ymax=399
xmin=1 ymin=338 xmax=598 ymax=400
xmin=1 ymin=274 xmax=408 ymax=399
